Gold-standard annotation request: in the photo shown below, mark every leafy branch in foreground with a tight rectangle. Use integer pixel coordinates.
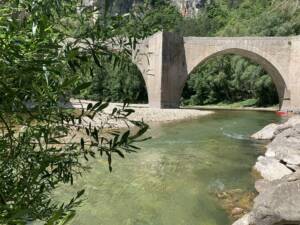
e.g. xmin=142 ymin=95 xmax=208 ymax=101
xmin=0 ymin=0 xmax=152 ymax=224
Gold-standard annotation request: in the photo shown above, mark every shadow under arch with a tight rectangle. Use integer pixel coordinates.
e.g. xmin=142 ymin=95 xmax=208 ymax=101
xmin=132 ymin=48 xmax=154 ymax=105
xmin=184 ymin=48 xmax=289 ymax=109
xmin=128 ymin=61 xmax=149 ymax=104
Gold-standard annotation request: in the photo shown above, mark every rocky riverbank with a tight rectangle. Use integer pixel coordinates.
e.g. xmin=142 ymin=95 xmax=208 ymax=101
xmin=233 ymin=115 xmax=300 ymax=225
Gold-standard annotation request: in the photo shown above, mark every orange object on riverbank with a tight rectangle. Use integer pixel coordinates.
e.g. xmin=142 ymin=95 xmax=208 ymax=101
xmin=276 ymin=111 xmax=289 ymax=117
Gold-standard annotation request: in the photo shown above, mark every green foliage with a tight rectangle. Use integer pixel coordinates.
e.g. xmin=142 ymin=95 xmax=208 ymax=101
xmin=0 ymin=1 xmax=151 ymax=224
xmin=182 ymin=55 xmax=278 ymax=106
xmin=83 ymin=62 xmax=148 ymax=103
xmin=217 ymin=0 xmax=300 ymax=36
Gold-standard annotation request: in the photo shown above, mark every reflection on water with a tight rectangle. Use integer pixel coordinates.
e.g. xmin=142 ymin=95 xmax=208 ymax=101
xmin=222 ymin=131 xmax=249 ymax=140
xmin=54 ymin=111 xmax=280 ymax=225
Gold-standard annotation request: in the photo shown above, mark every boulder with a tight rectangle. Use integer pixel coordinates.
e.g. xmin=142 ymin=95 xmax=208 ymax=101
xmin=285 ymin=116 xmax=300 ymax=127
xmin=254 ymin=156 xmax=293 ymax=181
xmin=233 ymin=171 xmax=300 ymax=225
xmin=234 ymin=116 xmax=300 ymax=225
xmin=250 ymin=171 xmax=300 ymax=225
xmin=232 ymin=213 xmax=251 ymax=225
xmin=254 ymin=179 xmax=271 ymax=193
xmin=266 ymin=124 xmax=300 ymax=166
xmin=251 ymin=116 xmax=300 ymax=140
xmin=251 ymin=123 xmax=280 ymax=140
xmin=231 ymin=207 xmax=244 ymax=216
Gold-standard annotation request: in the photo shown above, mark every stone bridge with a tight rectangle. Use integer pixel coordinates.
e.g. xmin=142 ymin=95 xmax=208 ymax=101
xmin=135 ymin=31 xmax=300 ymax=111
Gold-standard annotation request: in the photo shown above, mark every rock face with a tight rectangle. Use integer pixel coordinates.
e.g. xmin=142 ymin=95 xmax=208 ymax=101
xmin=233 ymin=116 xmax=300 ymax=225
xmin=254 ymin=156 xmax=293 ymax=181
xmin=251 ymin=172 xmax=300 ymax=225
xmin=232 ymin=214 xmax=251 ymax=225
xmin=251 ymin=116 xmax=300 ymax=140
xmin=171 ymin=0 xmax=209 ymax=16
xmin=252 ymin=117 xmax=300 ymax=181
xmin=254 ymin=179 xmax=270 ymax=193
xmin=266 ymin=124 xmax=300 ymax=167
xmin=88 ymin=0 xmax=209 ymax=16
xmin=251 ymin=123 xmax=282 ymax=140
xmin=234 ymin=172 xmax=300 ymax=225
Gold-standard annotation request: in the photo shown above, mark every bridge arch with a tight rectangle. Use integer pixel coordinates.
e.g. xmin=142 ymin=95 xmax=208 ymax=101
xmin=182 ymin=47 xmax=289 ymax=109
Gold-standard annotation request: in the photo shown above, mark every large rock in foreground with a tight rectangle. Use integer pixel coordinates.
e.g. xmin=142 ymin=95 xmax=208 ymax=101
xmin=234 ymin=116 xmax=300 ymax=225
xmin=252 ymin=171 xmax=300 ymax=225
xmin=233 ymin=171 xmax=300 ymax=225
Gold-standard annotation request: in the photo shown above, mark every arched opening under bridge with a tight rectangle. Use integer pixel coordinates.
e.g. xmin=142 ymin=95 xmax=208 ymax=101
xmin=180 ymin=49 xmax=287 ymax=109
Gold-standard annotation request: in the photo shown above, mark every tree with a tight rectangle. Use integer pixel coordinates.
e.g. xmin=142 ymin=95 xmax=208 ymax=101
xmin=0 ymin=1 xmax=150 ymax=224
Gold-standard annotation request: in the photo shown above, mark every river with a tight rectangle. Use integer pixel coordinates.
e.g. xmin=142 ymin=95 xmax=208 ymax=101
xmin=55 ymin=110 xmax=281 ymax=225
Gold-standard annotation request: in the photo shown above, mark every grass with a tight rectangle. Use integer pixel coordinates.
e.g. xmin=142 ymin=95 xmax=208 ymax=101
xmin=182 ymin=99 xmax=279 ymax=111
xmin=214 ymin=99 xmax=258 ymax=108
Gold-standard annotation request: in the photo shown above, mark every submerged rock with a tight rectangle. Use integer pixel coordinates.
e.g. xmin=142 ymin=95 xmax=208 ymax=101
xmin=216 ymin=189 xmax=255 ymax=221
xmin=231 ymin=207 xmax=244 ymax=217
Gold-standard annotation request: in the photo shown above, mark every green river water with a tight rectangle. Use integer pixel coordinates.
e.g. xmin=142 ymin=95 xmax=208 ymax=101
xmin=55 ymin=110 xmax=281 ymax=225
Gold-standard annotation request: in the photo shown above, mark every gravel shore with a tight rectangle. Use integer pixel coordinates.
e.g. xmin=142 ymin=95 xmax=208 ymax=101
xmin=69 ymin=99 xmax=214 ymax=127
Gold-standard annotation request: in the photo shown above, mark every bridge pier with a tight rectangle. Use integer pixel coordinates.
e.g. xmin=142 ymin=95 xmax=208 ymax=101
xmin=136 ymin=32 xmax=187 ymax=108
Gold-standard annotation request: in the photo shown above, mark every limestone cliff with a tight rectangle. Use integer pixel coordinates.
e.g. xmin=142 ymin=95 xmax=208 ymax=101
xmin=170 ymin=0 xmax=209 ymax=16
xmin=88 ymin=0 xmax=209 ymax=16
